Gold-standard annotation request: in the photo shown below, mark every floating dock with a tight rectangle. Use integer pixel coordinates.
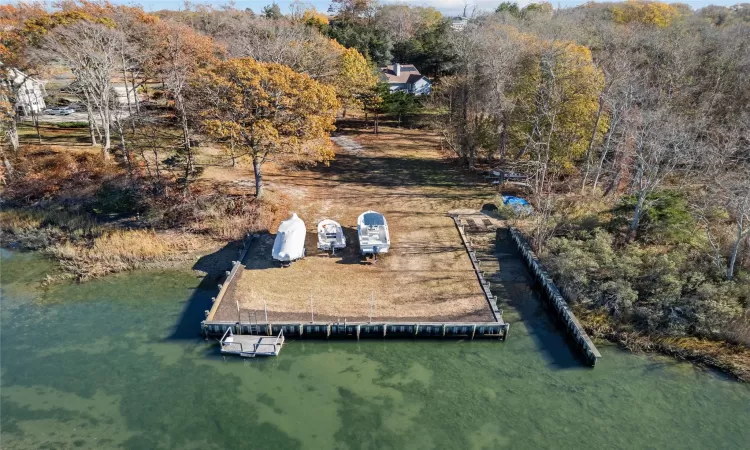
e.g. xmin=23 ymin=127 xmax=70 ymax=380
xmin=220 ymin=327 xmax=285 ymax=357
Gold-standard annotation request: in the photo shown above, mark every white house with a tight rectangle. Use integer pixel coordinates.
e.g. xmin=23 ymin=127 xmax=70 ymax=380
xmin=379 ymin=63 xmax=432 ymax=96
xmin=3 ymin=67 xmax=46 ymax=116
xmin=451 ymin=17 xmax=469 ymax=31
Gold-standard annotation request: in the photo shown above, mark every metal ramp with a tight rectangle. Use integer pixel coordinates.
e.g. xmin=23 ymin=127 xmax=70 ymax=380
xmin=220 ymin=327 xmax=284 ymax=357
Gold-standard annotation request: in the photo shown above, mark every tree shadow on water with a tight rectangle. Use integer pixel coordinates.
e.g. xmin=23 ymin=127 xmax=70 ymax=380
xmin=493 ymin=228 xmax=587 ymax=370
xmin=167 ymin=240 xmax=245 ymax=340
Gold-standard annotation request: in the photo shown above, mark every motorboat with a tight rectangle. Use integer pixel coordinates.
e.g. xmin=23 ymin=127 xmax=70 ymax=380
xmin=272 ymin=213 xmax=307 ymax=266
xmin=357 ymin=211 xmax=390 ymax=255
xmin=317 ymin=219 xmax=346 ymax=253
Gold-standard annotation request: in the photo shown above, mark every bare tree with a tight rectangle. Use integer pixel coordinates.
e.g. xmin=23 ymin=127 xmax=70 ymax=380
xmin=699 ymin=125 xmax=750 ymax=279
xmin=40 ymin=21 xmax=123 ymax=159
xmin=222 ymin=17 xmax=341 ymax=83
xmin=0 ymin=76 xmax=20 ymax=153
xmin=625 ymin=109 xmax=693 ymax=242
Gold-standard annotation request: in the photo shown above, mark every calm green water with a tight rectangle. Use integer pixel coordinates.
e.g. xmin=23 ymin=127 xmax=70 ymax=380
xmin=1 ymin=249 xmax=749 ymax=450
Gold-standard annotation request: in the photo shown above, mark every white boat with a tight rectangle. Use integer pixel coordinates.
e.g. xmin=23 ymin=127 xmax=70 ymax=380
xmin=272 ymin=213 xmax=307 ymax=265
xmin=357 ymin=211 xmax=390 ymax=255
xmin=317 ymin=219 xmax=346 ymax=252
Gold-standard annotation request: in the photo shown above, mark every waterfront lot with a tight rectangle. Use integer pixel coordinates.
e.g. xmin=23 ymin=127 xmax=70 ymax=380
xmin=215 ymin=125 xmax=498 ymax=323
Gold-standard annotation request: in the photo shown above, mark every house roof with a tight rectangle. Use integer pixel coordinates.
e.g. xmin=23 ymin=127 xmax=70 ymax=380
xmin=380 ymin=64 xmax=426 ymax=84
xmin=4 ymin=67 xmax=44 ymax=87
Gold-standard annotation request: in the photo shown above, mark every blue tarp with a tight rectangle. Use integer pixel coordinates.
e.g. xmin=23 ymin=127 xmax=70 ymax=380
xmin=502 ymin=196 xmax=533 ymax=214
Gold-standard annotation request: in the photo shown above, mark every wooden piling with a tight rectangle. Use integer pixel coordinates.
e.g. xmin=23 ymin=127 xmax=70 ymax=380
xmin=509 ymin=227 xmax=601 ymax=366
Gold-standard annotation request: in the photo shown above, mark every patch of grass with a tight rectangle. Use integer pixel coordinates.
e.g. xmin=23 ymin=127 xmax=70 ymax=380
xmin=53 ymin=121 xmax=89 ymax=128
xmin=17 ymin=123 xmax=92 ymax=146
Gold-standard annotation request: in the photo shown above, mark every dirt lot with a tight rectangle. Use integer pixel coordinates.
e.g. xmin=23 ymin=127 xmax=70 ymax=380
xmin=216 ymin=125 xmax=499 ymax=323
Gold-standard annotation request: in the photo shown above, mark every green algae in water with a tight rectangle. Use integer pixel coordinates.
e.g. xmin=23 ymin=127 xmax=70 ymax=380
xmin=1 ymin=250 xmax=749 ymax=450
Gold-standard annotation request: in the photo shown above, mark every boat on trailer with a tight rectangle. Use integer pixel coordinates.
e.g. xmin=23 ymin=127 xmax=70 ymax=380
xmin=317 ymin=219 xmax=346 ymax=253
xmin=272 ymin=213 xmax=307 ymax=266
xmin=357 ymin=211 xmax=390 ymax=256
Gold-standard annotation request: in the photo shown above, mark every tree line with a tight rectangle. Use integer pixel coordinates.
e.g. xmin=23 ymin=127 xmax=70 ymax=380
xmin=428 ymin=2 xmax=748 ymax=347
xmin=434 ymin=2 xmax=749 ymax=278
xmin=0 ymin=1 xmax=381 ymax=196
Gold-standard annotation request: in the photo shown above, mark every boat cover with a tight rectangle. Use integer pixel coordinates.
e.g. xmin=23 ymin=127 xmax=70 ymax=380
xmin=272 ymin=213 xmax=307 ymax=262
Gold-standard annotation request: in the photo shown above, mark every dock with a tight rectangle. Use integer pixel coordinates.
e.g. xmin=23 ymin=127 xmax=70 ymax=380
xmin=220 ymin=327 xmax=285 ymax=357
xmin=201 ymin=211 xmax=510 ymax=342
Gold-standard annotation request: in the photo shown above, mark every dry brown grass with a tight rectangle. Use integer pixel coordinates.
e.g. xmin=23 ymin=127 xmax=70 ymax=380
xmin=216 ymin=126 xmax=498 ymax=323
xmin=574 ymin=306 xmax=750 ymax=381
xmin=49 ymin=229 xmax=210 ymax=281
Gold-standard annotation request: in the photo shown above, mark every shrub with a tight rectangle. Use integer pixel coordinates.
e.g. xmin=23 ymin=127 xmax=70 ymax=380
xmin=611 ymin=191 xmax=696 ymax=245
xmin=545 ymin=229 xmax=746 ymax=339
xmin=93 ymin=182 xmax=145 ymax=215
xmin=54 ymin=121 xmax=89 ymax=128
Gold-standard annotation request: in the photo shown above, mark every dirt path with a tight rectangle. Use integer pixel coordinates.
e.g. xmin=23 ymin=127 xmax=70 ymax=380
xmin=218 ymin=125 xmax=499 ymax=323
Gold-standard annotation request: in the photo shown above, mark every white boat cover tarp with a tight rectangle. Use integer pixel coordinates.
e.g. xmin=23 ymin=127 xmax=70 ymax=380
xmin=272 ymin=213 xmax=307 ymax=262
xmin=317 ymin=219 xmax=346 ymax=250
xmin=357 ymin=211 xmax=390 ymax=254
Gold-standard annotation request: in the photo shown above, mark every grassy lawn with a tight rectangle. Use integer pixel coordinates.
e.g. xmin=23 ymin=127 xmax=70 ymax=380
xmin=18 ymin=122 xmax=95 ymax=147
xmin=215 ymin=124 xmax=499 ymax=323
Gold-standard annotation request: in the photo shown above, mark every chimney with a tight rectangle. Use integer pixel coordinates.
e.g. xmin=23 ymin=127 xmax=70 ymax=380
xmin=394 ymin=63 xmax=401 ymax=77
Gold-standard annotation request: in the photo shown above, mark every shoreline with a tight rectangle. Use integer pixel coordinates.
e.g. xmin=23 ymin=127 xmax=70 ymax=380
xmin=575 ymin=308 xmax=750 ymax=382
xmin=0 ymin=208 xmax=230 ymax=283
xmin=4 ymin=239 xmax=747 ymax=383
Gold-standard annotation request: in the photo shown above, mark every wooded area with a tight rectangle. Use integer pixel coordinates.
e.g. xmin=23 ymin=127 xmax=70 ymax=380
xmin=1 ymin=1 xmax=749 ymax=371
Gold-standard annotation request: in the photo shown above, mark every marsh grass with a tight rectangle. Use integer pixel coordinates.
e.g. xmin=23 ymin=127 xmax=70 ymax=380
xmin=575 ymin=306 xmax=750 ymax=381
xmin=49 ymin=230 xmax=206 ymax=281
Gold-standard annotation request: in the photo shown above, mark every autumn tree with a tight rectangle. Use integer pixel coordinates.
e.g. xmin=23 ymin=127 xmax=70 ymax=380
xmin=610 ymin=1 xmax=681 ymax=27
xmin=193 ymin=58 xmax=339 ymax=197
xmin=0 ymin=2 xmax=47 ymax=152
xmin=302 ymin=8 xmax=329 ymax=30
xmin=511 ymin=40 xmax=606 ymax=173
xmin=331 ymin=43 xmax=378 ymax=113
xmin=222 ymin=20 xmax=375 ymax=114
xmin=374 ymin=4 xmax=442 ymax=43
xmin=151 ymin=19 xmax=220 ymax=182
